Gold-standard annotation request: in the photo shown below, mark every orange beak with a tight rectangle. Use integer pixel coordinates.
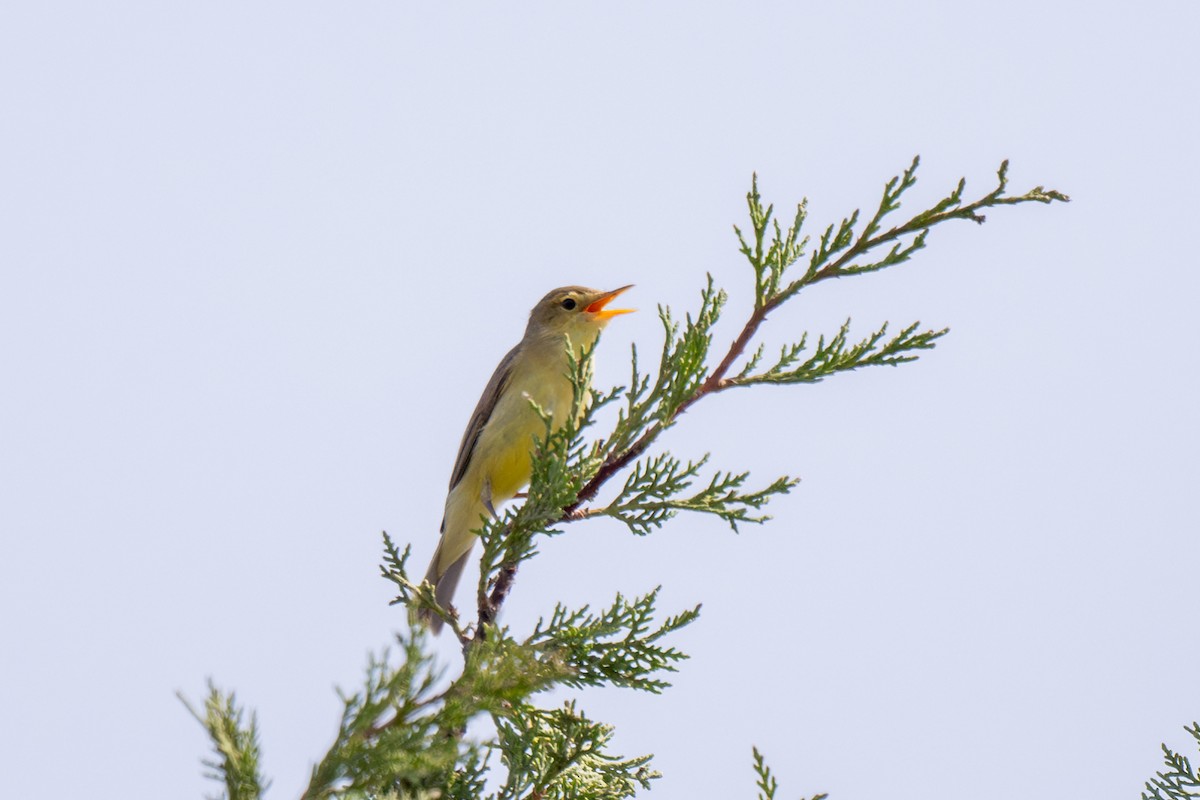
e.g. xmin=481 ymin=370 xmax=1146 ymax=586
xmin=585 ymin=285 xmax=635 ymax=321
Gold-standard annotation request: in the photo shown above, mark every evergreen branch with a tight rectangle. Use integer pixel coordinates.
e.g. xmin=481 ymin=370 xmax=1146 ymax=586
xmin=733 ymin=174 xmax=810 ymax=310
xmin=414 ymin=158 xmax=1063 ymax=789
xmin=783 ymin=157 xmax=1070 ymax=297
xmin=495 ymin=702 xmax=658 ymax=800
xmin=563 ymin=279 xmax=728 ymax=515
xmin=752 ymin=747 xmax=827 ymax=800
xmin=734 ymin=342 xmax=767 ymax=381
xmin=189 ymin=161 xmax=1069 ymax=798
xmin=526 ymin=588 xmax=701 ymax=693
xmin=1143 ymin=723 xmax=1200 ymax=800
xmin=600 ymin=451 xmax=798 ymax=534
xmin=300 ymin=633 xmax=460 ymax=799
xmin=179 ymin=682 xmax=268 ymax=800
xmin=380 ymin=532 xmax=470 ymax=645
xmin=330 ymin=535 xmax=694 ymax=798
xmin=728 ymin=319 xmax=949 ymax=388
xmin=476 ymin=504 xmax=555 ymax=632
xmin=454 ymin=631 xmax=577 ymax=716
xmin=752 ymin=747 xmax=778 ymax=800
xmin=301 ymin=632 xmax=571 ymax=799
xmin=562 ymin=158 xmax=1066 ymax=526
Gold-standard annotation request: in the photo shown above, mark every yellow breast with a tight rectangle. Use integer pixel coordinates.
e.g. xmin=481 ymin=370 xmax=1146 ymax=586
xmin=470 ymin=343 xmax=576 ymax=502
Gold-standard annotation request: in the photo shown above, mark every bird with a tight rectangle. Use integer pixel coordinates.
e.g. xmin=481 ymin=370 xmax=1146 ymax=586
xmin=419 ymin=285 xmax=634 ymax=633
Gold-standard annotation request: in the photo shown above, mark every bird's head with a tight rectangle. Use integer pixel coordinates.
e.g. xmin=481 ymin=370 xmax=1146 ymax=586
xmin=524 ymin=285 xmax=634 ymax=348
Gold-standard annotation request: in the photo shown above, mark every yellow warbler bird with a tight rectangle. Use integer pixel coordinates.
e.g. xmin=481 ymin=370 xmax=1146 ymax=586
xmin=419 ymin=285 xmax=634 ymax=633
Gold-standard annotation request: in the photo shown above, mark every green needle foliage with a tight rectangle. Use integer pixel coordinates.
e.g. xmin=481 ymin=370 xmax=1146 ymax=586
xmin=180 ymin=683 xmax=268 ymax=800
xmin=526 ymin=588 xmax=700 ymax=693
xmin=604 ymin=452 xmax=796 ymax=535
xmin=1143 ymin=723 xmax=1200 ymax=800
xmin=184 ymin=159 xmax=1075 ymax=799
xmin=752 ymin=747 xmax=826 ymax=800
xmin=495 ymin=702 xmax=656 ymax=800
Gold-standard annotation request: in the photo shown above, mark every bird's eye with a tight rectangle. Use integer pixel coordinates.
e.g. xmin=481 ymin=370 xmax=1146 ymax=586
xmin=561 ymin=298 xmax=577 ymax=310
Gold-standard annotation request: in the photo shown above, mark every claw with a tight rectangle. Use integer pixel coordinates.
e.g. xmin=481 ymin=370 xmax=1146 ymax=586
xmin=481 ymin=478 xmax=498 ymax=518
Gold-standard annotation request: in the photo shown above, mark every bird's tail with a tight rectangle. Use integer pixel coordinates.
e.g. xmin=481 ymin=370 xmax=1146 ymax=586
xmin=415 ymin=543 xmax=469 ymax=636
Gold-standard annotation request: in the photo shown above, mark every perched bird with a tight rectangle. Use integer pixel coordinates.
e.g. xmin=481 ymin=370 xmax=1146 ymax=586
xmin=419 ymin=285 xmax=634 ymax=633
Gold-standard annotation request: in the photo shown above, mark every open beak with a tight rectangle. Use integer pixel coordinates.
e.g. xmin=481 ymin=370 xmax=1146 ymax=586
xmin=585 ymin=284 xmax=635 ymax=321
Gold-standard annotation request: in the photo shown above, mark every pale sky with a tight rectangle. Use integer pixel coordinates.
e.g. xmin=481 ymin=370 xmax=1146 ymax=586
xmin=2 ymin=2 xmax=1198 ymax=799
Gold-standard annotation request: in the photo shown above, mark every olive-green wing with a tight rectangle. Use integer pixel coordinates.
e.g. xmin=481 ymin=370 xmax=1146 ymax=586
xmin=447 ymin=344 xmax=520 ymax=491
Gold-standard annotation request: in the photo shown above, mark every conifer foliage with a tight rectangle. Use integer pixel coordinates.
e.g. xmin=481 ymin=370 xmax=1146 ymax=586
xmin=186 ymin=160 xmax=1072 ymax=798
xmin=1142 ymin=723 xmax=1200 ymax=800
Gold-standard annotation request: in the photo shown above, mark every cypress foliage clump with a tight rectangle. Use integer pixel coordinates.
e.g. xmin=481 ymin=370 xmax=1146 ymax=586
xmin=186 ymin=160 xmax=1075 ymax=799
xmin=1142 ymin=723 xmax=1200 ymax=800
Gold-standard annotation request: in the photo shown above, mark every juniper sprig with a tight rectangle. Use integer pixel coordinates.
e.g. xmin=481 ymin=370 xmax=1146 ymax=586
xmin=752 ymin=747 xmax=827 ymax=800
xmin=1142 ymin=723 xmax=1200 ymax=800
xmin=185 ymin=159 xmax=1069 ymax=799
xmin=180 ymin=683 xmax=267 ymax=800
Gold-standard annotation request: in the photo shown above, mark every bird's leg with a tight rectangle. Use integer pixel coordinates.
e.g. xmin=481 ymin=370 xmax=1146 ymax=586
xmin=513 ymin=492 xmax=528 ymax=499
xmin=481 ymin=477 xmax=498 ymax=518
